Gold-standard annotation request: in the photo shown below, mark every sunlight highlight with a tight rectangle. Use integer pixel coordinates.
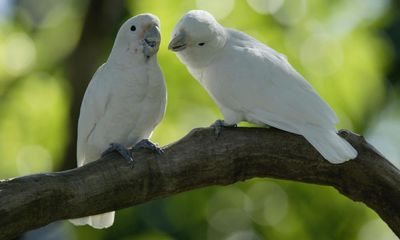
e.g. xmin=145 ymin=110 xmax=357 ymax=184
xmin=1 ymin=32 xmax=36 ymax=76
xmin=16 ymin=145 xmax=53 ymax=175
xmin=247 ymin=0 xmax=284 ymax=15
xmin=196 ymin=0 xmax=235 ymax=20
xmin=244 ymin=182 xmax=288 ymax=226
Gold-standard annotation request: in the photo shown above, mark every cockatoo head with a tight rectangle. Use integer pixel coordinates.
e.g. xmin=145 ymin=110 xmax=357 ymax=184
xmin=111 ymin=14 xmax=161 ymax=62
xmin=168 ymin=10 xmax=227 ymax=68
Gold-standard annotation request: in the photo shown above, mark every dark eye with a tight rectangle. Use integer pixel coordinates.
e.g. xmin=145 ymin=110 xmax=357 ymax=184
xmin=130 ymin=25 xmax=136 ymax=31
xmin=198 ymin=42 xmax=205 ymax=46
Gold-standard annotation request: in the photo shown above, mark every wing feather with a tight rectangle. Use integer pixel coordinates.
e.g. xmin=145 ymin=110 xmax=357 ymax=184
xmin=214 ymin=30 xmax=338 ymax=130
xmin=76 ymin=64 xmax=110 ymax=166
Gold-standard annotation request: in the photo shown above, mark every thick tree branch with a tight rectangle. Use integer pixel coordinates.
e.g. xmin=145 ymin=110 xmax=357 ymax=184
xmin=1 ymin=127 xmax=399 ymax=239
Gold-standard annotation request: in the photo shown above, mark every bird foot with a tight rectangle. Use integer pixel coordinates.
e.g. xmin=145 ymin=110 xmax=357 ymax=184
xmin=133 ymin=139 xmax=164 ymax=154
xmin=101 ymin=143 xmax=134 ymax=166
xmin=210 ymin=119 xmax=237 ymax=138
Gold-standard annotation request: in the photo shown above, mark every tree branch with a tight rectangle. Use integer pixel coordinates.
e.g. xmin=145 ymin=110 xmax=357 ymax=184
xmin=1 ymin=127 xmax=399 ymax=239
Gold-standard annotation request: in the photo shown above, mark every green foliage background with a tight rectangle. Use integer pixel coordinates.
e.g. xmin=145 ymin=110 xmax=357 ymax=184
xmin=0 ymin=0 xmax=399 ymax=239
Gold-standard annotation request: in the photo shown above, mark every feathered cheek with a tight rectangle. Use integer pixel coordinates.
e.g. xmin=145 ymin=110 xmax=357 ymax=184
xmin=128 ymin=42 xmax=142 ymax=55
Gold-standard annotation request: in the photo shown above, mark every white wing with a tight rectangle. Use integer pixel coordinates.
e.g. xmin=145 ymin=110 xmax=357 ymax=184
xmin=215 ymin=29 xmax=338 ymax=131
xmin=76 ymin=64 xmax=110 ymax=167
xmin=204 ymin=29 xmax=356 ymax=163
xmin=72 ymin=64 xmax=116 ymax=229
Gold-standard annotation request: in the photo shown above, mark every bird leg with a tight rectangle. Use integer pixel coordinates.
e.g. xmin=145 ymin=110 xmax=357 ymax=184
xmin=133 ymin=139 xmax=164 ymax=154
xmin=101 ymin=143 xmax=134 ymax=165
xmin=210 ymin=119 xmax=237 ymax=138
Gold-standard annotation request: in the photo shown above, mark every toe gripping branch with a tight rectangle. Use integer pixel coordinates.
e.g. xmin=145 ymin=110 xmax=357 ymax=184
xmin=101 ymin=143 xmax=134 ymax=165
xmin=210 ymin=119 xmax=237 ymax=137
xmin=101 ymin=140 xmax=163 ymax=168
xmin=133 ymin=139 xmax=164 ymax=154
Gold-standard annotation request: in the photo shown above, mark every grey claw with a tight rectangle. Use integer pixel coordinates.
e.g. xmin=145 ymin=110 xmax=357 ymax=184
xmin=210 ymin=119 xmax=223 ymax=137
xmin=102 ymin=143 xmax=134 ymax=165
xmin=134 ymin=139 xmax=163 ymax=155
xmin=210 ymin=119 xmax=237 ymax=138
xmin=129 ymin=160 xmax=134 ymax=169
xmin=155 ymin=147 xmax=164 ymax=155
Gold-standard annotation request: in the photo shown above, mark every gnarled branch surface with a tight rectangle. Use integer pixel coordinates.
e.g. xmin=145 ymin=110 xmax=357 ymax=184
xmin=1 ymin=127 xmax=399 ymax=239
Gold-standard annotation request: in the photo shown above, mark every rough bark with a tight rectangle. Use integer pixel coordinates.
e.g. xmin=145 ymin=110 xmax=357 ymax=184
xmin=0 ymin=127 xmax=399 ymax=240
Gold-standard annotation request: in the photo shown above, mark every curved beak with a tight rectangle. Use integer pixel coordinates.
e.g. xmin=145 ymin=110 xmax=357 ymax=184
xmin=143 ymin=25 xmax=161 ymax=57
xmin=168 ymin=32 xmax=187 ymax=52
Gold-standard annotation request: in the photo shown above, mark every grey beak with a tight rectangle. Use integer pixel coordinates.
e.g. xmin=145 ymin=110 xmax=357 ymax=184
xmin=143 ymin=25 xmax=161 ymax=57
xmin=168 ymin=32 xmax=187 ymax=52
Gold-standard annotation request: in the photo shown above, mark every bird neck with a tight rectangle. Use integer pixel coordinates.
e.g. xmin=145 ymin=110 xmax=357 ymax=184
xmin=107 ymin=46 xmax=155 ymax=68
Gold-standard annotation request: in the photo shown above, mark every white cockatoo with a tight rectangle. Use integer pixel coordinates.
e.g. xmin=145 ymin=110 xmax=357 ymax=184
xmin=168 ymin=10 xmax=357 ymax=164
xmin=69 ymin=13 xmax=166 ymax=229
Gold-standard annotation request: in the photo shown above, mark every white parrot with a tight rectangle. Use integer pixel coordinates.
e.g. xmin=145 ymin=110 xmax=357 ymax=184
xmin=168 ymin=10 xmax=357 ymax=164
xmin=69 ymin=13 xmax=166 ymax=229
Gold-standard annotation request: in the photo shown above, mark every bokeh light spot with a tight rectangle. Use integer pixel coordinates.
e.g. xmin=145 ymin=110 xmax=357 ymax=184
xmin=244 ymin=182 xmax=288 ymax=226
xmin=300 ymin=34 xmax=344 ymax=78
xmin=247 ymin=0 xmax=284 ymax=15
xmin=207 ymin=188 xmax=250 ymax=220
xmin=209 ymin=208 xmax=251 ymax=233
xmin=226 ymin=230 xmax=262 ymax=240
xmin=206 ymin=188 xmax=253 ymax=236
xmin=366 ymin=101 xmax=400 ymax=168
xmin=358 ymin=219 xmax=398 ymax=240
xmin=272 ymin=0 xmax=307 ymax=26
xmin=16 ymin=145 xmax=53 ymax=175
xmin=196 ymin=0 xmax=235 ymax=20
xmin=1 ymin=32 xmax=36 ymax=76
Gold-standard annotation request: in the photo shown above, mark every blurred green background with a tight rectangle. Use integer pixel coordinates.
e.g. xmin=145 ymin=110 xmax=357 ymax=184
xmin=1 ymin=0 xmax=400 ymax=239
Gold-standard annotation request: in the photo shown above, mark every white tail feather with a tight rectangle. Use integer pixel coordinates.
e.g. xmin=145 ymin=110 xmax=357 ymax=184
xmin=300 ymin=126 xmax=357 ymax=164
xmin=69 ymin=211 xmax=115 ymax=229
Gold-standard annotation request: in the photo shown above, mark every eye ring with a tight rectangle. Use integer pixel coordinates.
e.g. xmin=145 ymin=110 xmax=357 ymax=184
xmin=198 ymin=42 xmax=205 ymax=46
xmin=130 ymin=25 xmax=136 ymax=31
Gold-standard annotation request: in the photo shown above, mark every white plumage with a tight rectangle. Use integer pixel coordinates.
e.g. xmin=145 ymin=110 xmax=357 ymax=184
xmin=169 ymin=10 xmax=357 ymax=163
xmin=69 ymin=13 xmax=166 ymax=228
